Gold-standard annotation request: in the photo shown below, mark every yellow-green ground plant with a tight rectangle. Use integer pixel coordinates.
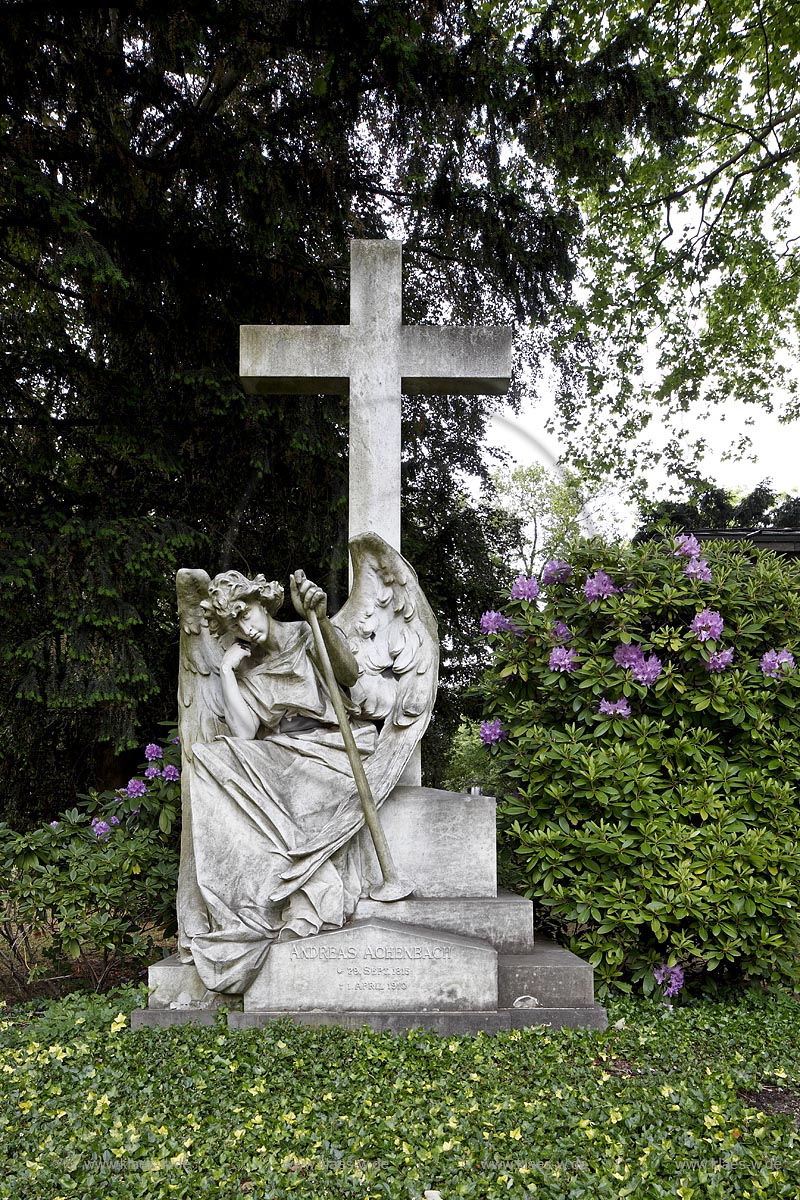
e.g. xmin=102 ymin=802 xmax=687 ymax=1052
xmin=0 ymin=986 xmax=799 ymax=1198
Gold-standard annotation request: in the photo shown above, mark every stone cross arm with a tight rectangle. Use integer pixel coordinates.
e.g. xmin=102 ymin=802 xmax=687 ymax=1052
xmin=238 ymin=240 xmax=513 ymax=551
xmin=239 ymin=323 xmax=511 ymax=396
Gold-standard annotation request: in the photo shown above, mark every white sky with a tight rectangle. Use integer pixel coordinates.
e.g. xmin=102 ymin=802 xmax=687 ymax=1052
xmin=487 ymin=393 xmax=799 ymax=529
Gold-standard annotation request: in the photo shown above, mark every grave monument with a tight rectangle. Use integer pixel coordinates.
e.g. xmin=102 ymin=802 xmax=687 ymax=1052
xmin=131 ymin=240 xmax=606 ymax=1032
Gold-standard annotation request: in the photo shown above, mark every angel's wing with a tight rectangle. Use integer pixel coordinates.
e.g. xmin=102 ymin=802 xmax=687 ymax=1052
xmin=176 ymin=568 xmax=226 ymax=760
xmin=175 ymin=569 xmax=225 ymax=953
xmin=335 ymin=532 xmax=439 ymax=801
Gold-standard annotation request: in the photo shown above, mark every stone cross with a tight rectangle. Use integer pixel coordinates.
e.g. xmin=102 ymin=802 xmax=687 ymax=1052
xmin=240 ymin=240 xmax=512 ymax=550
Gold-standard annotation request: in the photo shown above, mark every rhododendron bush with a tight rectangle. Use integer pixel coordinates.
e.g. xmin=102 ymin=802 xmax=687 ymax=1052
xmin=479 ymin=534 xmax=800 ymax=996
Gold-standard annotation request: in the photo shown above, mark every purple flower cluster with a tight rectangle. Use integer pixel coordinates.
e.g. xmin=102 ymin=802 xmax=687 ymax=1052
xmin=583 ymin=570 xmax=619 ymax=601
xmin=683 ymin=557 xmax=712 ymax=583
xmin=673 ymin=533 xmax=701 ymax=558
xmin=632 ymin=654 xmax=662 ymax=687
xmin=549 ymin=621 xmax=572 ymax=643
xmin=480 ymin=610 xmax=515 ymax=634
xmin=613 ymin=643 xmax=644 ymax=669
xmin=614 ymin=643 xmax=662 ymax=688
xmin=144 ymin=764 xmax=161 ymax=779
xmin=549 ymin=646 xmax=578 ymax=673
xmin=654 ymin=963 xmax=684 ymax=999
xmin=126 ymin=778 xmax=147 ymax=799
xmin=706 ymin=647 xmax=735 ymax=673
xmin=598 ymin=697 xmax=631 ymax=718
xmin=675 ymin=532 xmax=713 ymax=580
xmin=480 ymin=718 xmax=507 ymax=746
xmin=541 ymin=559 xmax=572 ymax=586
xmin=510 ymin=574 xmax=540 ymax=601
xmin=162 ymin=764 xmax=180 ymax=782
xmin=690 ymin=609 xmax=724 ymax=642
xmin=144 ymin=743 xmax=163 ymax=761
xmin=760 ymin=647 xmax=795 ymax=678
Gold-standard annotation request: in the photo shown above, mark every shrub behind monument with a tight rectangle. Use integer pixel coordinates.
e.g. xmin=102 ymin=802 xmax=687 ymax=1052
xmin=480 ymin=534 xmax=800 ymax=997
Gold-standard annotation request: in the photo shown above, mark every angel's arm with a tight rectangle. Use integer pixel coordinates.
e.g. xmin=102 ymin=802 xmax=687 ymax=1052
xmin=290 ymin=571 xmax=359 ymax=688
xmin=219 ymin=643 xmax=259 ymax=739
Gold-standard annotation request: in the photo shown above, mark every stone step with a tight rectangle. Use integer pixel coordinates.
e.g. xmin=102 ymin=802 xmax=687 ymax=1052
xmin=498 ymin=940 xmax=596 ymax=1010
xmin=227 ymin=1006 xmax=608 ymax=1033
xmin=353 ymin=892 xmax=534 ymax=953
xmin=359 ymin=786 xmax=496 ymax=898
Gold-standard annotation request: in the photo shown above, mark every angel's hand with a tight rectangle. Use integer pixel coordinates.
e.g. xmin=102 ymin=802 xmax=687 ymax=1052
xmin=221 ymin=642 xmax=251 ymax=673
xmin=290 ymin=571 xmax=327 ymax=621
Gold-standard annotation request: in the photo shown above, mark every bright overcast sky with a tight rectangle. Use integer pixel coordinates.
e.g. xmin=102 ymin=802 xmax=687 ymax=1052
xmin=488 ymin=395 xmax=799 ymax=498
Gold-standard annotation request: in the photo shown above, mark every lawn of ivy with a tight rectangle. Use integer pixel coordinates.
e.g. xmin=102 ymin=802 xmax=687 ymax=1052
xmin=1 ymin=987 xmax=799 ymax=1198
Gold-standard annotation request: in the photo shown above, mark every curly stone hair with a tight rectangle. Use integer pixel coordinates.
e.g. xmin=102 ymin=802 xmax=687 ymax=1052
xmin=201 ymin=570 xmax=284 ymax=635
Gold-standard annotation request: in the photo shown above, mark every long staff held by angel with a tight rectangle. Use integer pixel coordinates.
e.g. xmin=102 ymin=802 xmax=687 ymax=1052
xmin=174 ymin=534 xmax=438 ymax=993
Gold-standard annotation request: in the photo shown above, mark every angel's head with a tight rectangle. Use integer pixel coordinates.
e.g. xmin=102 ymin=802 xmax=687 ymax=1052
xmin=202 ymin=571 xmax=284 ymax=642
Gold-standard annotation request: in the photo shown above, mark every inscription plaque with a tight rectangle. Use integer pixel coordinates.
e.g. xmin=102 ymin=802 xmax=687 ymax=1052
xmin=243 ymin=919 xmax=497 ymax=1012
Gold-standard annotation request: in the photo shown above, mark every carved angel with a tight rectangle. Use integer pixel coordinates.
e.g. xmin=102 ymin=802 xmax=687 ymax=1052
xmin=174 ymin=533 xmax=438 ymax=994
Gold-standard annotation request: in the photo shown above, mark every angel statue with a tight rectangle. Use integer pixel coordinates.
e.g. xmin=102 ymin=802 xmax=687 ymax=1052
xmin=174 ymin=533 xmax=438 ymax=994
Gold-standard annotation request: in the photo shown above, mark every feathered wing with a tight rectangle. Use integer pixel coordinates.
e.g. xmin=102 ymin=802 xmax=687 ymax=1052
xmin=270 ymin=533 xmax=439 ymax=896
xmin=175 ymin=569 xmax=226 ymax=953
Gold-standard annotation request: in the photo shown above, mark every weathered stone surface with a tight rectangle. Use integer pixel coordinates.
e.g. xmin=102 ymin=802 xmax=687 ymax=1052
xmin=354 ymin=892 xmax=533 ymax=952
xmin=240 ymin=240 xmax=512 ymax=550
xmin=244 ymin=920 xmax=497 ymax=1013
xmin=131 ymin=1008 xmax=220 ymax=1029
xmin=363 ymin=786 xmax=497 ymax=898
xmin=146 ymin=954 xmax=243 ymax=1011
xmin=498 ymin=940 xmax=596 ymax=1009
xmin=228 ymin=1006 xmax=608 ymax=1034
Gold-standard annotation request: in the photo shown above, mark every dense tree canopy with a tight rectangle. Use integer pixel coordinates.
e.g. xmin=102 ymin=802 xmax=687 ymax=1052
xmin=547 ymin=0 xmax=800 ymax=480
xmin=2 ymin=2 xmax=692 ymax=819
xmin=637 ymin=479 xmax=800 ymax=536
xmin=11 ymin=3 xmax=791 ymax=817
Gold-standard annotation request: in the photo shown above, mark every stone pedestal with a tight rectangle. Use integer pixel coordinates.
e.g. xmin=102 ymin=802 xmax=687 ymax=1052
xmin=132 ymin=786 xmax=606 ymax=1033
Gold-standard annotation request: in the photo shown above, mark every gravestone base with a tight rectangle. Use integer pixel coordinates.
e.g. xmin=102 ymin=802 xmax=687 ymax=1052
xmin=131 ymin=787 xmax=607 ymax=1033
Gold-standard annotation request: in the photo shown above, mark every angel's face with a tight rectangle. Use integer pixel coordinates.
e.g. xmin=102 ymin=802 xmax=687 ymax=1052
xmin=234 ymin=599 xmax=269 ymax=646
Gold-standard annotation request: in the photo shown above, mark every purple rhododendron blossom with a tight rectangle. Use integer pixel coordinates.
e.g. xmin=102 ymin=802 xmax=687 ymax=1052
xmin=480 ymin=718 xmax=507 ymax=746
xmin=631 ymin=654 xmax=662 ymax=687
xmin=598 ymin=697 xmax=631 ymax=717
xmin=683 ymin=557 xmax=713 ymax=582
xmin=144 ymin=743 xmax=163 ymax=761
xmin=549 ymin=621 xmax=572 ymax=643
xmin=690 ymin=608 xmax=724 ymax=642
xmin=126 ymin=778 xmax=147 ymax=799
xmin=613 ymin=642 xmax=645 ymax=669
xmin=706 ymin=647 xmax=735 ymax=672
xmin=480 ymin=610 xmax=515 ymax=634
xmin=584 ymin=570 xmax=619 ymax=600
xmin=541 ymin=559 xmax=573 ymax=586
xmin=654 ymin=963 xmax=684 ymax=998
xmin=760 ymin=647 xmax=796 ymax=678
xmin=674 ymin=533 xmax=701 ymax=558
xmin=510 ymin=574 xmax=540 ymax=601
xmin=50 ymin=821 xmax=60 ymax=829
xmin=109 ymin=815 xmax=120 ymax=826
xmin=549 ymin=646 xmax=578 ymax=673
xmin=91 ymin=818 xmax=112 ymax=839
xmin=162 ymin=764 xmax=180 ymax=782
xmin=144 ymin=764 xmax=161 ymax=779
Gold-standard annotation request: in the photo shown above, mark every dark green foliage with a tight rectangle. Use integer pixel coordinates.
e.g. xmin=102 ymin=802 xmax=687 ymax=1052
xmin=0 ymin=4 xmax=690 ymax=821
xmin=0 ymin=736 xmax=180 ymax=995
xmin=481 ymin=535 xmax=800 ymax=997
xmin=638 ymin=480 xmax=800 ymax=536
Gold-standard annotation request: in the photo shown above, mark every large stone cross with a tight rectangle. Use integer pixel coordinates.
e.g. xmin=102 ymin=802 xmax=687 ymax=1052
xmin=240 ymin=239 xmax=512 ymax=550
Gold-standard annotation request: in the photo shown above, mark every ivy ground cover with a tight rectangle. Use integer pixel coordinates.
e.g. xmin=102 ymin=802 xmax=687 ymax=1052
xmin=1 ymin=987 xmax=799 ymax=1198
